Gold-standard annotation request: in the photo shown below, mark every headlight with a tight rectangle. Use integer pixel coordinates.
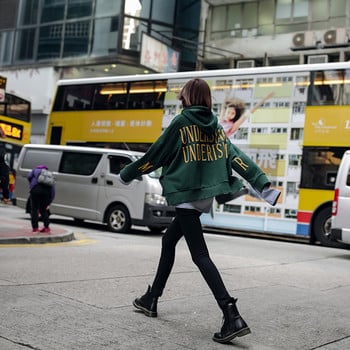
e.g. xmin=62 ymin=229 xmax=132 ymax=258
xmin=145 ymin=193 xmax=167 ymax=206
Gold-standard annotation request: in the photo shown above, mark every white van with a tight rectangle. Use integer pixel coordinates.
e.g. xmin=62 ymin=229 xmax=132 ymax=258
xmin=331 ymin=150 xmax=350 ymax=245
xmin=15 ymin=144 xmax=175 ymax=233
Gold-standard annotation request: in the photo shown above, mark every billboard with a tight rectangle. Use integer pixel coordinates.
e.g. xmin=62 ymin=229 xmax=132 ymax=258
xmin=140 ymin=33 xmax=179 ymax=73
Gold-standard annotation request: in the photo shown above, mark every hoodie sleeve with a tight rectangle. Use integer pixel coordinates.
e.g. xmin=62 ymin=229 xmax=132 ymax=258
xmin=228 ymin=141 xmax=270 ymax=192
xmin=120 ymin=120 xmax=180 ymax=183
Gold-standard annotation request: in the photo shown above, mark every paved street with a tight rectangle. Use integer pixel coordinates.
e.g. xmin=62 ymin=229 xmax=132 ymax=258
xmin=0 ymin=205 xmax=349 ymax=350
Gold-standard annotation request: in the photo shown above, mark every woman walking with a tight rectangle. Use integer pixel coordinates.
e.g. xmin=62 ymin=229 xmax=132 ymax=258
xmin=119 ymin=78 xmax=280 ymax=343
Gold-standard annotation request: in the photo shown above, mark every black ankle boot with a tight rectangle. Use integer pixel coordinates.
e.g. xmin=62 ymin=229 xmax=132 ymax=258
xmin=213 ymin=297 xmax=251 ymax=343
xmin=133 ymin=285 xmax=158 ymax=317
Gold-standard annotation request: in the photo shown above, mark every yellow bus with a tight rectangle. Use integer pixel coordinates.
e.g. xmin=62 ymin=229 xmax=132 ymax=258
xmin=0 ymin=92 xmax=31 ymax=168
xmin=47 ymin=62 xmax=350 ymax=247
xmin=0 ymin=92 xmax=31 ymax=201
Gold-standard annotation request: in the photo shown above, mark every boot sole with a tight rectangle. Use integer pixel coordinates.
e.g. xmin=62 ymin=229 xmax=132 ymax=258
xmin=212 ymin=327 xmax=251 ymax=344
xmin=132 ymin=300 xmax=157 ymax=317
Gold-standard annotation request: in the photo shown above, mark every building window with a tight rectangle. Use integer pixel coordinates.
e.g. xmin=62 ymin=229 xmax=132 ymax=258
xmin=244 ymin=206 xmax=262 ymax=213
xmin=290 ymin=128 xmax=303 ymax=140
xmin=210 ymin=2 xmax=258 ymax=40
xmin=91 ymin=17 xmax=119 ymax=55
xmin=276 ymin=0 xmax=308 ymax=23
xmin=67 ymin=0 xmax=93 ymax=19
xmin=38 ymin=24 xmax=62 ymax=59
xmin=233 ymin=127 xmax=248 ymax=140
xmin=0 ymin=31 xmax=15 ymax=64
xmin=292 ymin=102 xmax=305 ymax=114
xmin=15 ymin=28 xmax=36 ymax=61
xmin=288 ymin=154 xmax=301 ymax=166
xmin=40 ymin=0 xmax=65 ymax=23
xmin=252 ymin=127 xmax=269 ymax=134
xmin=223 ymin=204 xmax=241 ymax=213
xmin=63 ymin=21 xmax=90 ymax=57
xmin=286 ymin=181 xmax=299 ymax=195
xmin=271 ymin=127 xmax=287 ymax=134
xmin=285 ymin=209 xmax=297 ymax=218
xmin=95 ymin=0 xmax=121 ymax=17
xmin=19 ymin=0 xmax=39 ymax=25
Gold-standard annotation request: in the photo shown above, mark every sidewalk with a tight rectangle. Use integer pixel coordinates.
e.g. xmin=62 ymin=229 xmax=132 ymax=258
xmin=0 ymin=203 xmax=75 ymax=244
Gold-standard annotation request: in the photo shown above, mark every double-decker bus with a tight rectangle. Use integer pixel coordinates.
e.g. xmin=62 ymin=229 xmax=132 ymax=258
xmin=46 ymin=62 xmax=350 ymax=247
xmin=0 ymin=92 xmax=31 ymax=201
xmin=0 ymin=92 xmax=31 ymax=168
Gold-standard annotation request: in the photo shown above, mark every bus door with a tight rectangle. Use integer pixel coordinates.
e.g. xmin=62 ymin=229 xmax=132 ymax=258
xmin=50 ymin=126 xmax=63 ymax=145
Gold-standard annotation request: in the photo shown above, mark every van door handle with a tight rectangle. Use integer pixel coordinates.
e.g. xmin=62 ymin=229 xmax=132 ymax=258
xmin=106 ymin=180 xmax=113 ymax=185
xmin=92 ymin=177 xmax=98 ymax=184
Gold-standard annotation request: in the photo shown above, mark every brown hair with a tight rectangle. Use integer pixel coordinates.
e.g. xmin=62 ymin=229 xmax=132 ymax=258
xmin=221 ymin=97 xmax=246 ymax=122
xmin=178 ymin=78 xmax=212 ymax=109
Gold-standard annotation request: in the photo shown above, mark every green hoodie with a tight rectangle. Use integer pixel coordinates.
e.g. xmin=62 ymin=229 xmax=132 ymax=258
xmin=120 ymin=106 xmax=270 ymax=206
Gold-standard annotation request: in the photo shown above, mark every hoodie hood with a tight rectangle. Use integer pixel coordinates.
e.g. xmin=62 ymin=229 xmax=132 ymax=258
xmin=36 ymin=165 xmax=48 ymax=170
xmin=181 ymin=106 xmax=218 ymax=135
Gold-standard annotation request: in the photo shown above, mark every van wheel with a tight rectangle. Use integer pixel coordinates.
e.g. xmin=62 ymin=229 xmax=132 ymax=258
xmin=148 ymin=226 xmax=166 ymax=234
xmin=106 ymin=205 xmax=131 ymax=233
xmin=313 ymin=206 xmax=338 ymax=247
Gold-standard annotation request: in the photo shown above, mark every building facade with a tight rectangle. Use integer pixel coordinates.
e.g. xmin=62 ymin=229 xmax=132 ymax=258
xmin=199 ymin=0 xmax=350 ymax=69
xmin=1 ymin=0 xmax=350 ymax=142
xmin=0 ymin=0 xmax=201 ymax=142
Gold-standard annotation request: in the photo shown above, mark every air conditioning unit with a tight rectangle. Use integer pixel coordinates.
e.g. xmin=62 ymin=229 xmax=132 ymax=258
xmin=236 ymin=60 xmax=255 ymax=68
xmin=307 ymin=55 xmax=328 ymax=64
xmin=323 ymin=28 xmax=348 ymax=45
xmin=292 ymin=31 xmax=315 ymax=47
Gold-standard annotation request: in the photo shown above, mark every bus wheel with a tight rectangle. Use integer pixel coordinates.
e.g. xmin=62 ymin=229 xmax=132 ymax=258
xmin=313 ymin=206 xmax=333 ymax=246
xmin=106 ymin=205 xmax=131 ymax=233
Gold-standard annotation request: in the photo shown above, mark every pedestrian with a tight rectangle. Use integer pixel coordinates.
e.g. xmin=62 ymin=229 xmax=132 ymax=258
xmin=220 ymin=92 xmax=274 ymax=137
xmin=27 ymin=165 xmax=55 ymax=233
xmin=0 ymin=147 xmax=10 ymax=204
xmin=118 ymin=78 xmax=280 ymax=344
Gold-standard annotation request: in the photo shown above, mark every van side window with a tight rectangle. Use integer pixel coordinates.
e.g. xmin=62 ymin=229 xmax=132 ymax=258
xmin=22 ymin=150 xmax=61 ymax=170
xmin=60 ymin=152 xmax=102 ymax=175
xmin=109 ymin=156 xmax=132 ymax=175
xmin=347 ymin=165 xmax=350 ymax=186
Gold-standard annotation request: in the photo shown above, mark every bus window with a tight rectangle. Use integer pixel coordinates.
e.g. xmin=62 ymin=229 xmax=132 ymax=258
xmin=300 ymin=147 xmax=346 ymax=190
xmin=96 ymin=83 xmax=128 ymax=110
xmin=127 ymin=80 xmax=166 ymax=109
xmin=53 ymin=85 xmax=93 ymax=111
xmin=308 ymin=69 xmax=350 ymax=106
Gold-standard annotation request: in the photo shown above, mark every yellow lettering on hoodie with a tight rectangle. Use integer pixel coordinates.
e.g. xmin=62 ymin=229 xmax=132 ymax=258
xmin=138 ymin=162 xmax=153 ymax=172
xmin=233 ymin=157 xmax=248 ymax=171
xmin=179 ymin=124 xmax=229 ymax=163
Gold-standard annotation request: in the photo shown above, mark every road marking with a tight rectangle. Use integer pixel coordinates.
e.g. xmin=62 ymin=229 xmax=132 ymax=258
xmin=0 ymin=233 xmax=97 ymax=248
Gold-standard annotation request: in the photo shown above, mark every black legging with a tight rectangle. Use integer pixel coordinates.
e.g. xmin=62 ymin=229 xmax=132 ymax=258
xmin=30 ymin=185 xmax=51 ymax=229
xmin=151 ymin=208 xmax=231 ymax=305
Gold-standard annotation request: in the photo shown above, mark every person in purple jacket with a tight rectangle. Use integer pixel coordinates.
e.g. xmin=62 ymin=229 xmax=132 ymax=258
xmin=27 ymin=165 xmax=55 ymax=233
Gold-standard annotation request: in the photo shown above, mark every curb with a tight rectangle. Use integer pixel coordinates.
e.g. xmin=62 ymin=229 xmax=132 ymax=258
xmin=0 ymin=232 xmax=75 ymax=244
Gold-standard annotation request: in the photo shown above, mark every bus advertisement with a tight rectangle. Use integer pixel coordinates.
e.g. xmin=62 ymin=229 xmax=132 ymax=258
xmin=46 ymin=62 xmax=350 ymax=247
